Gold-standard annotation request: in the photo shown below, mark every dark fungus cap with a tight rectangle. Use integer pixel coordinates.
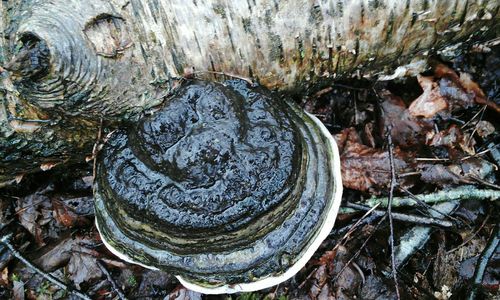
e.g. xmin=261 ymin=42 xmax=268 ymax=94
xmin=94 ymin=79 xmax=343 ymax=294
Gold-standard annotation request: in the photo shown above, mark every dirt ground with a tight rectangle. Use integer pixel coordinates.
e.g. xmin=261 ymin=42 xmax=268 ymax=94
xmin=0 ymin=44 xmax=498 ymax=299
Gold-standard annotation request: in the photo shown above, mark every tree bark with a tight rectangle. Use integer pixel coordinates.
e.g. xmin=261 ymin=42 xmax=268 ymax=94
xmin=0 ymin=0 xmax=499 ymax=183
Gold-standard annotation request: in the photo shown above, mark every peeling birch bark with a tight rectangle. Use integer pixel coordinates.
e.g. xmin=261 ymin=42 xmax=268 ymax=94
xmin=0 ymin=0 xmax=499 ymax=181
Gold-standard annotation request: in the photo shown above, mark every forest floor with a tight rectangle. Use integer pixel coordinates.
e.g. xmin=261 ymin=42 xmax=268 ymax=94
xmin=0 ymin=44 xmax=498 ymax=300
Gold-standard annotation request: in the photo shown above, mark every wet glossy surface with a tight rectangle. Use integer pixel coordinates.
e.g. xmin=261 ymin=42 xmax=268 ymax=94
xmin=95 ymin=80 xmax=337 ymax=288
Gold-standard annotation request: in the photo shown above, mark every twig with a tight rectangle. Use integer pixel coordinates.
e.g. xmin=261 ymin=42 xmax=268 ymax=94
xmin=467 ymin=175 xmax=500 ymax=190
xmin=301 ymin=205 xmax=380 ymax=289
xmin=338 ymin=203 xmax=381 ymax=244
xmin=386 ymin=128 xmax=401 ymax=300
xmin=332 ymin=215 xmax=387 ymax=283
xmin=97 ymin=259 xmax=128 ymax=300
xmin=447 ymin=211 xmax=491 ymax=254
xmin=461 ymin=105 xmax=486 ymax=129
xmin=346 ymin=203 xmax=453 ymax=228
xmin=464 ymin=105 xmax=487 ymax=149
xmin=467 ymin=223 xmax=499 ymax=300
xmin=394 ymin=201 xmax=459 ymax=268
xmin=365 ymin=186 xmax=500 ymax=208
xmin=398 ymin=187 xmax=462 ymax=224
xmin=0 ymin=234 xmax=91 ymax=300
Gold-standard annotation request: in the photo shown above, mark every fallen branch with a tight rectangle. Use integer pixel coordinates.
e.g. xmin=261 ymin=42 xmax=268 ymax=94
xmin=394 ymin=201 xmax=459 ymax=268
xmin=0 ymin=234 xmax=91 ymax=300
xmin=386 ymin=129 xmax=401 ymax=300
xmin=467 ymin=223 xmax=499 ymax=300
xmin=97 ymin=259 xmax=128 ymax=300
xmin=364 ymin=186 xmax=500 ymax=208
xmin=346 ymin=203 xmax=454 ymax=228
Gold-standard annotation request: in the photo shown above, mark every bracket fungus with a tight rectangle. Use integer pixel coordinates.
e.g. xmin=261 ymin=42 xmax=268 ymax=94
xmin=94 ymin=80 xmax=343 ymax=294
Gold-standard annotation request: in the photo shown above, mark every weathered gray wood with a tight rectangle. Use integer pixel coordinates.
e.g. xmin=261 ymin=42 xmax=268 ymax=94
xmin=0 ymin=0 xmax=499 ymax=183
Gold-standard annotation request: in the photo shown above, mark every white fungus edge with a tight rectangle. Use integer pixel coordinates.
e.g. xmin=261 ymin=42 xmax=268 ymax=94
xmin=95 ymin=111 xmax=343 ymax=295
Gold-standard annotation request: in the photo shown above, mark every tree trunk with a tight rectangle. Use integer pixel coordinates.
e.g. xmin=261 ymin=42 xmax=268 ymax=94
xmin=0 ymin=0 xmax=499 ymax=184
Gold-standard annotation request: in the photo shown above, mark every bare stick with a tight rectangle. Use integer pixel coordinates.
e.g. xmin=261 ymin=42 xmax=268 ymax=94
xmin=0 ymin=234 xmax=91 ymax=300
xmin=447 ymin=211 xmax=491 ymax=254
xmin=467 ymin=223 xmax=499 ymax=300
xmin=386 ymin=129 xmax=401 ymax=299
xmin=97 ymin=259 xmax=128 ymax=300
xmin=364 ymin=186 xmax=500 ymax=208
xmin=346 ymin=203 xmax=453 ymax=228
xmin=332 ymin=215 xmax=387 ymax=283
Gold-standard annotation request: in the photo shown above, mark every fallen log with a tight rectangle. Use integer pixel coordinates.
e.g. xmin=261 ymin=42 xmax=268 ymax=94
xmin=0 ymin=0 xmax=499 ymax=183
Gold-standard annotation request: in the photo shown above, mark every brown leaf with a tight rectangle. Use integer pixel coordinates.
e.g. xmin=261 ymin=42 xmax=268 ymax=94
xmin=419 ymin=164 xmax=462 ymax=186
xmin=16 ymin=194 xmax=51 ymax=246
xmin=379 ymin=89 xmax=433 ymax=148
xmin=409 ymin=75 xmax=448 ymax=118
xmin=35 ymin=238 xmax=74 ymax=271
xmin=52 ymin=199 xmax=91 ymax=228
xmin=428 ymin=124 xmax=464 ymax=148
xmin=459 ymin=157 xmax=496 ymax=180
xmin=0 ymin=268 xmax=8 ymax=287
xmin=432 ymin=238 xmax=459 ymax=289
xmin=40 ymin=162 xmax=59 ymax=171
xmin=475 ymin=120 xmax=495 ymax=138
xmin=34 ymin=235 xmax=102 ymax=289
xmin=459 ymin=256 xmax=499 ymax=291
xmin=68 ymin=250 xmax=102 ymax=289
xmin=338 ymin=128 xmax=414 ymax=193
xmin=309 ymin=264 xmax=329 ymax=299
xmin=318 ymin=250 xmax=337 ymax=267
xmin=439 ymin=77 xmax=475 ymax=110
xmin=131 ymin=270 xmax=174 ymax=299
xmin=435 ymin=64 xmax=500 ymax=113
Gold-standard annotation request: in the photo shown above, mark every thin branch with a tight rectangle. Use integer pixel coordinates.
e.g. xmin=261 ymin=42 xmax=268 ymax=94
xmin=467 ymin=175 xmax=500 ymax=190
xmin=364 ymin=186 xmax=500 ymax=208
xmin=332 ymin=215 xmax=387 ymax=283
xmin=97 ymin=259 xmax=128 ymax=300
xmin=386 ymin=128 xmax=401 ymax=300
xmin=0 ymin=234 xmax=91 ymax=300
xmin=447 ymin=211 xmax=491 ymax=254
xmin=467 ymin=223 xmax=499 ymax=300
xmin=346 ymin=203 xmax=453 ymax=228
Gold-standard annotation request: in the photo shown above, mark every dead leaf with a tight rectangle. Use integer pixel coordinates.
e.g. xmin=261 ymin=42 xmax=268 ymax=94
xmin=16 ymin=193 xmax=51 ymax=246
xmin=35 ymin=238 xmax=74 ymax=271
xmin=419 ymin=164 xmax=462 ymax=186
xmin=34 ymin=235 xmax=102 ymax=289
xmin=432 ymin=238 xmax=459 ymax=290
xmin=309 ymin=264 xmax=329 ymax=299
xmin=409 ymin=75 xmax=448 ymax=118
xmin=459 ymin=255 xmax=499 ymax=291
xmin=435 ymin=64 xmax=500 ymax=113
xmin=40 ymin=162 xmax=59 ymax=171
xmin=52 ymin=199 xmax=91 ymax=228
xmin=428 ymin=125 xmax=464 ymax=148
xmin=475 ymin=120 xmax=496 ymax=138
xmin=459 ymin=157 xmax=496 ymax=180
xmin=379 ymin=89 xmax=433 ymax=148
xmin=0 ymin=268 xmax=8 ymax=287
xmin=337 ymin=128 xmax=414 ymax=193
xmin=131 ymin=270 xmax=174 ymax=299
xmin=68 ymin=250 xmax=102 ymax=289
xmin=15 ymin=174 xmax=24 ymax=184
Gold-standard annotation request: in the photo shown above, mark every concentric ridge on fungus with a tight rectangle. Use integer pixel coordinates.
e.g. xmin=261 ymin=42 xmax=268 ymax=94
xmin=94 ymin=79 xmax=342 ymax=294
